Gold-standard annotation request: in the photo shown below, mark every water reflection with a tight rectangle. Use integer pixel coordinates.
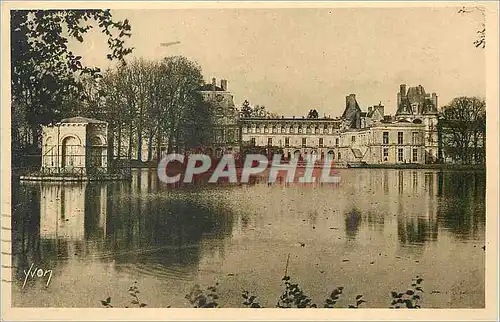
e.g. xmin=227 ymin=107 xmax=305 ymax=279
xmin=437 ymin=171 xmax=486 ymax=240
xmin=11 ymin=168 xmax=485 ymax=308
xmin=12 ymin=175 xmax=235 ymax=286
xmin=339 ymin=169 xmax=484 ymax=247
xmin=344 ymin=208 xmax=362 ymax=240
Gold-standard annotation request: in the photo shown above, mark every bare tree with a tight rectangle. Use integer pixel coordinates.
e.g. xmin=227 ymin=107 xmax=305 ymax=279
xmin=459 ymin=6 xmax=486 ymax=48
xmin=440 ymin=97 xmax=486 ymax=164
xmin=98 ymin=56 xmax=210 ymax=163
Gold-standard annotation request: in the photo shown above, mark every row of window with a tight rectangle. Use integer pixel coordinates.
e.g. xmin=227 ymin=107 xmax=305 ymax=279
xmin=214 ymin=129 xmax=238 ymax=142
xmin=383 ymin=147 xmax=419 ymax=162
xmin=242 ymin=127 xmax=338 ymax=135
xmin=250 ymin=137 xmax=339 ymax=148
xmin=246 ymin=131 xmax=423 ymax=145
xmin=382 ymin=131 xmax=422 ymax=145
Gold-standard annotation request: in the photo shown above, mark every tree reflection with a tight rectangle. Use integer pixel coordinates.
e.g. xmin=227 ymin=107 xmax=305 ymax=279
xmin=11 ymin=173 xmax=235 ymax=284
xmin=397 ymin=216 xmax=438 ymax=246
xmin=344 ymin=208 xmax=362 ymax=240
xmin=436 ymin=171 xmax=485 ymax=240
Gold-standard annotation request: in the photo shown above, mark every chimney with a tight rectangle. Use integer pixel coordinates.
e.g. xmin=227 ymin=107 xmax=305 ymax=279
xmin=221 ymin=79 xmax=228 ymax=91
xmin=432 ymin=92 xmax=438 ymax=108
xmin=368 ymin=106 xmax=373 ymax=114
xmin=346 ymin=94 xmax=356 ymax=108
xmin=377 ymin=105 xmax=385 ymax=116
xmin=212 ymin=77 xmax=217 ymax=91
xmin=400 ymin=84 xmax=406 ymax=97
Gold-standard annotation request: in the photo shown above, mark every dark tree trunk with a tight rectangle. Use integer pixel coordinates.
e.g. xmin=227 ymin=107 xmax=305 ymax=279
xmin=147 ymin=131 xmax=154 ymax=161
xmin=128 ymin=122 xmax=133 ymax=160
xmin=117 ymin=123 xmax=122 ymax=158
xmin=31 ymin=124 xmax=40 ymax=151
xmin=107 ymin=124 xmax=115 ymax=166
xmin=156 ymin=134 xmax=162 ymax=161
xmin=137 ymin=105 xmax=143 ymax=162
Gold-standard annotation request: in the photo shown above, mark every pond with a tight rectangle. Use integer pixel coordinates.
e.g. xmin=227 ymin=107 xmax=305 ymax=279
xmin=11 ymin=168 xmax=485 ymax=308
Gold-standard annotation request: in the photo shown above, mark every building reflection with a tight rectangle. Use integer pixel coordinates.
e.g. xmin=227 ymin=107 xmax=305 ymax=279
xmin=39 ymin=182 xmax=105 ymax=241
xmin=11 ymin=168 xmax=485 ymax=287
xmin=340 ymin=169 xmax=485 ymax=249
xmin=12 ymin=173 xmax=235 ymax=283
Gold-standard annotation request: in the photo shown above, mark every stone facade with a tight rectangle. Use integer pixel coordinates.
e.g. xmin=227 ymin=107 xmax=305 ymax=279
xmin=394 ymin=84 xmax=439 ymax=163
xmin=41 ymin=117 xmax=108 ymax=173
xmin=122 ymin=79 xmax=439 ymax=166
xmin=198 ymin=78 xmax=240 ymax=157
xmin=239 ymin=117 xmax=342 ymax=159
xmin=232 ymin=83 xmax=439 ymax=165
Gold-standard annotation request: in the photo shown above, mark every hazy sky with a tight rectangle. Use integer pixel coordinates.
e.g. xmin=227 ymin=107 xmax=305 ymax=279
xmin=72 ymin=7 xmax=485 ymax=117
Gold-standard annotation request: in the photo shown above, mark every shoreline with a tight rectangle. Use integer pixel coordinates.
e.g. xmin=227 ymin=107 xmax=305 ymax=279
xmin=351 ymin=164 xmax=486 ymax=170
xmin=11 ymin=163 xmax=486 ymax=181
xmin=127 ymin=163 xmax=486 ymax=171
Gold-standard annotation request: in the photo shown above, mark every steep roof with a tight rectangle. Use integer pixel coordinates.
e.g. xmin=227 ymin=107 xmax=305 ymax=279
xmin=397 ymin=85 xmax=437 ymax=115
xmin=396 ymin=101 xmax=412 ymax=115
xmin=342 ymin=95 xmax=362 ymax=129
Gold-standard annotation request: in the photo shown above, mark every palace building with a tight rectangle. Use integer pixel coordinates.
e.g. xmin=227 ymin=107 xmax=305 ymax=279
xmin=198 ymin=78 xmax=241 ymax=156
xmin=206 ymin=78 xmax=439 ymax=165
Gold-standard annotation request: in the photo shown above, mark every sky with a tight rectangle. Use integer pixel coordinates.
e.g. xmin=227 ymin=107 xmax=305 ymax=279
xmin=71 ymin=6 xmax=486 ymax=117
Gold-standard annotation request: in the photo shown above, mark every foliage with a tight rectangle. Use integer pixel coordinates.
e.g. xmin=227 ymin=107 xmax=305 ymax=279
xmin=98 ymin=56 xmax=211 ymax=161
xmin=323 ymin=286 xmax=344 ymax=308
xmin=347 ymin=294 xmax=366 ymax=308
xmin=100 ymin=276 xmax=426 ymax=309
xmin=240 ymin=100 xmax=253 ymax=118
xmin=240 ymin=100 xmax=279 ymax=118
xmin=185 ymin=283 xmax=220 ymax=308
xmin=389 ymin=276 xmax=423 ymax=309
xmin=458 ymin=6 xmax=485 ymax=48
xmin=242 ymin=290 xmax=261 ymax=308
xmin=307 ymin=109 xmax=319 ymax=119
xmin=101 ymin=281 xmax=147 ymax=308
xmin=439 ymin=96 xmax=486 ymax=164
xmin=127 ymin=281 xmax=148 ymax=308
xmin=276 ymin=275 xmax=318 ymax=308
xmin=100 ymin=296 xmax=113 ymax=308
xmin=10 ymin=9 xmax=133 ymax=151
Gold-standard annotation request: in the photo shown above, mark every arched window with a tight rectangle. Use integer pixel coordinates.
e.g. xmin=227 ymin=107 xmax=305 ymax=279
xmin=62 ymin=136 xmax=79 ymax=167
xmin=89 ymin=136 xmax=104 ymax=168
xmin=327 ymin=150 xmax=335 ymax=161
